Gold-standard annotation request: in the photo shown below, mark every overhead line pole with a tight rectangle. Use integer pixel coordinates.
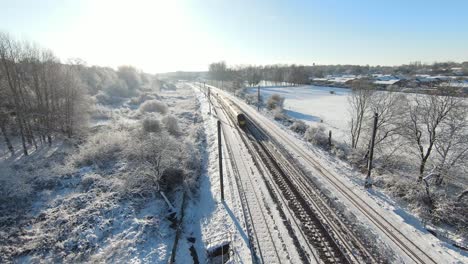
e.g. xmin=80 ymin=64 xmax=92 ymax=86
xmin=365 ymin=113 xmax=378 ymax=188
xmin=218 ymin=120 xmax=224 ymax=201
xmin=257 ymin=85 xmax=260 ymax=111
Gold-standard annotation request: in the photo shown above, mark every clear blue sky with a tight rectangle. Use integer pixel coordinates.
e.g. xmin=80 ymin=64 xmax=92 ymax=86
xmin=1 ymin=0 xmax=467 ymax=73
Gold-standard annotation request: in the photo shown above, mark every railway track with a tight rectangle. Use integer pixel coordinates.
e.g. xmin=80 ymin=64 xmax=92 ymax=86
xmin=216 ymin=94 xmax=364 ymax=263
xmin=213 ymin=95 xmax=290 ymax=263
xmin=216 ymin=97 xmax=379 ymax=263
xmin=217 ymin=89 xmax=440 ymax=264
xmin=244 ymin=122 xmax=378 ymax=263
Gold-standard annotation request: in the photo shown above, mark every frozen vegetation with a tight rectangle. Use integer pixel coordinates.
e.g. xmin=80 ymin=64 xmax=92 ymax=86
xmin=0 ymin=33 xmax=205 ymax=262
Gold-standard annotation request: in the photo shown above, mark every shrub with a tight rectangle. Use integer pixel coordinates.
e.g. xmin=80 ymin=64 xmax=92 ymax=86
xmin=139 ymin=100 xmax=168 ymax=114
xmin=70 ymin=130 xmax=129 ymax=168
xmin=267 ymin=94 xmax=285 ymax=110
xmin=105 ymin=79 xmax=135 ymax=98
xmin=304 ymin=125 xmax=328 ymax=148
xmin=129 ymin=92 xmax=160 ymax=105
xmin=142 ymin=117 xmax=161 ymax=133
xmin=162 ymin=115 xmax=179 ymax=135
xmin=123 ymin=132 xmax=183 ymax=194
xmin=290 ymin=120 xmax=308 ymax=134
xmin=0 ymin=167 xmax=33 ymax=208
xmin=273 ymin=107 xmax=286 ymax=121
xmin=92 ymin=104 xmax=113 ymax=119
xmin=245 ymin=93 xmax=262 ymax=106
xmin=95 ymin=91 xmax=124 ymax=105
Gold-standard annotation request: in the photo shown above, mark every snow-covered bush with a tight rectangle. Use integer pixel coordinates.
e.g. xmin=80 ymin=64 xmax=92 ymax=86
xmin=266 ymin=94 xmax=285 ymax=110
xmin=331 ymin=142 xmax=349 ymax=160
xmin=347 ymin=148 xmax=368 ymax=169
xmin=162 ymin=115 xmax=179 ymax=135
xmin=304 ymin=125 xmax=329 ymax=148
xmin=244 ymin=93 xmax=261 ymax=106
xmin=129 ymin=92 xmax=160 ymax=105
xmin=290 ymin=120 xmax=308 ymax=134
xmin=139 ymin=99 xmax=168 ymax=114
xmin=123 ymin=132 xmax=183 ymax=195
xmin=273 ymin=107 xmax=286 ymax=121
xmin=142 ymin=117 xmax=161 ymax=133
xmin=92 ymin=104 xmax=113 ymax=119
xmin=0 ymin=167 xmax=33 ymax=209
xmin=95 ymin=90 xmax=124 ymax=105
xmin=70 ymin=130 xmax=129 ymax=168
xmin=431 ymin=195 xmax=467 ymax=234
xmin=105 ymin=79 xmax=134 ymax=97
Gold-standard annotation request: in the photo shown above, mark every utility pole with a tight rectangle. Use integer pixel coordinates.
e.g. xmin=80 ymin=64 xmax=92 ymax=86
xmin=257 ymin=85 xmax=260 ymax=111
xmin=208 ymin=87 xmax=211 ymax=115
xmin=328 ymin=130 xmax=332 ymax=148
xmin=365 ymin=113 xmax=378 ymax=188
xmin=217 ymin=120 xmax=224 ymax=201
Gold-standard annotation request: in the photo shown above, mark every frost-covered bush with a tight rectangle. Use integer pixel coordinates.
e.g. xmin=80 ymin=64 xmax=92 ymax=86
xmin=95 ymin=91 xmax=124 ymax=105
xmin=0 ymin=167 xmax=33 ymax=209
xmin=273 ymin=107 xmax=286 ymax=121
xmin=117 ymin=65 xmax=141 ymax=91
xmin=92 ymin=104 xmax=113 ymax=119
xmin=244 ymin=93 xmax=262 ymax=106
xmin=304 ymin=125 xmax=329 ymax=148
xmin=129 ymin=92 xmax=160 ymax=105
xmin=331 ymin=142 xmax=349 ymax=160
xmin=162 ymin=115 xmax=179 ymax=135
xmin=70 ymin=130 xmax=129 ymax=168
xmin=123 ymin=132 xmax=183 ymax=195
xmin=347 ymin=148 xmax=368 ymax=169
xmin=431 ymin=195 xmax=467 ymax=234
xmin=139 ymin=99 xmax=168 ymax=114
xmin=290 ymin=120 xmax=308 ymax=134
xmin=142 ymin=117 xmax=161 ymax=133
xmin=105 ymin=79 xmax=134 ymax=97
xmin=266 ymin=94 xmax=285 ymax=110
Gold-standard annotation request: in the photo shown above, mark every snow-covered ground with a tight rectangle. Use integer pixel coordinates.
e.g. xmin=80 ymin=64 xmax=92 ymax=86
xmin=0 ymin=85 xmax=203 ymax=263
xmin=248 ymin=85 xmax=351 ymax=143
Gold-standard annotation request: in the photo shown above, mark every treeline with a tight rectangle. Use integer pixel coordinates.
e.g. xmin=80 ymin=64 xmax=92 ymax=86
xmin=0 ymin=32 xmax=90 ymax=156
xmin=207 ymin=61 xmax=468 ymax=87
xmin=0 ymin=32 xmax=156 ymax=157
xmin=208 ymin=61 xmax=310 ymax=87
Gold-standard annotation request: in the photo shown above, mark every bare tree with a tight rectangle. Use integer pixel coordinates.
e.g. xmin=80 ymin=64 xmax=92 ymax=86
xmin=401 ymin=90 xmax=464 ymax=181
xmin=434 ymin=101 xmax=468 ymax=185
xmin=362 ymin=89 xmax=406 ymax=162
xmin=0 ymin=32 xmax=29 ymax=155
xmin=348 ymin=80 xmax=374 ymax=149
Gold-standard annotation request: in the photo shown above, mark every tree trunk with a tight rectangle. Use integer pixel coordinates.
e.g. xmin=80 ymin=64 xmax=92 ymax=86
xmin=1 ymin=123 xmax=14 ymax=156
xmin=418 ymin=161 xmax=426 ymax=182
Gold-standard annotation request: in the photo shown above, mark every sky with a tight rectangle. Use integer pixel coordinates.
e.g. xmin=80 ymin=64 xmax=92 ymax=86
xmin=1 ymin=0 xmax=468 ymax=73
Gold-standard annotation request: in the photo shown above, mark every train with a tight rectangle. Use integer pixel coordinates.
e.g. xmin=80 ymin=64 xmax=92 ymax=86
xmin=237 ymin=111 xmax=246 ymax=128
xmin=214 ymin=92 xmax=247 ymax=128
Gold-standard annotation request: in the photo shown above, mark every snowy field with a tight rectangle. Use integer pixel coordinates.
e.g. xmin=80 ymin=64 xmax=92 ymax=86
xmin=248 ymin=85 xmax=351 ymax=143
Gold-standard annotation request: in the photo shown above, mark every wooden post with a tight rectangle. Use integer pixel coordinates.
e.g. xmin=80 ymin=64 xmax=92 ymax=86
xmin=218 ymin=120 xmax=224 ymax=201
xmin=365 ymin=113 xmax=378 ymax=188
xmin=257 ymin=86 xmax=260 ymax=111
xmin=328 ymin=130 xmax=332 ymax=148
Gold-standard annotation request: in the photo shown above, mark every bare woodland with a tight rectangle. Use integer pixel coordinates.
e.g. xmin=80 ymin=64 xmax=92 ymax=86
xmin=0 ymin=33 xmax=90 ymax=156
xmin=346 ymin=81 xmax=467 ymax=233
